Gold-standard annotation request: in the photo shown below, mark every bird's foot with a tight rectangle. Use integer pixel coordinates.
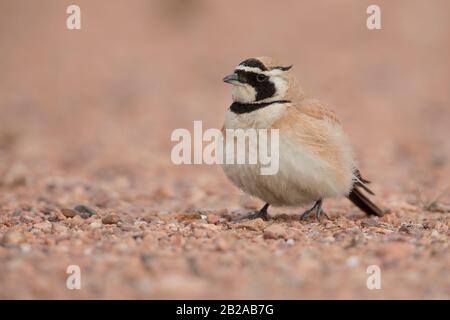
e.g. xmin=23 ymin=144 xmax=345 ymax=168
xmin=300 ymin=199 xmax=329 ymax=221
xmin=243 ymin=203 xmax=270 ymax=221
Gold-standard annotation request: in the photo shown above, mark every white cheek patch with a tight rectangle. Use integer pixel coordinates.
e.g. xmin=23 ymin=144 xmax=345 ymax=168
xmin=272 ymin=77 xmax=288 ymax=98
xmin=231 ymin=84 xmax=257 ymax=103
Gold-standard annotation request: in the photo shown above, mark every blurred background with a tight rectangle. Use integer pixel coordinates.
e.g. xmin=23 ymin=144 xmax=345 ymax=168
xmin=0 ymin=0 xmax=449 ymax=299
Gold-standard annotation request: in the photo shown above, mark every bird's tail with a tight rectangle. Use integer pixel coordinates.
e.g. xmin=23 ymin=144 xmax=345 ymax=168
xmin=347 ymin=187 xmax=384 ymax=216
xmin=347 ymin=169 xmax=384 ymax=217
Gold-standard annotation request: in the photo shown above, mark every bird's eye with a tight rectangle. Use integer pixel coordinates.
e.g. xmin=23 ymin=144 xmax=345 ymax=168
xmin=256 ymin=74 xmax=268 ymax=82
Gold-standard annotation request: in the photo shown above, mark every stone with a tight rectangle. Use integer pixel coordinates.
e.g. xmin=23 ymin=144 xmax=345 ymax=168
xmin=74 ymin=205 xmax=97 ymax=218
xmin=102 ymin=214 xmax=120 ymax=225
xmin=431 ymin=229 xmax=440 ymax=239
xmin=142 ymin=214 xmax=157 ymax=223
xmin=346 ymin=256 xmax=360 ymax=268
xmin=206 ymin=213 xmax=220 ymax=224
xmin=264 ymin=224 xmax=288 ymax=240
xmin=176 ymin=213 xmax=202 ymax=222
xmin=399 ymin=223 xmax=423 ymax=236
xmin=120 ymin=223 xmax=138 ymax=232
xmin=67 ymin=215 xmax=85 ymax=227
xmin=33 ymin=221 xmax=52 ymax=233
xmin=1 ymin=230 xmax=25 ymax=246
xmin=61 ymin=208 xmax=78 ymax=218
xmin=238 ymin=218 xmax=265 ymax=231
xmin=53 ymin=224 xmax=69 ymax=233
xmin=361 ymin=218 xmax=380 ymax=228
xmin=89 ymin=221 xmax=102 ymax=229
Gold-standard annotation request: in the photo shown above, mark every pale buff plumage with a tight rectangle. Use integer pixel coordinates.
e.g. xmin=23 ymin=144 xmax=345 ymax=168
xmin=221 ymin=57 xmax=357 ymax=208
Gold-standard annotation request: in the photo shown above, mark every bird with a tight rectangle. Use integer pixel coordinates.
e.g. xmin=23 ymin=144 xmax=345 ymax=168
xmin=221 ymin=56 xmax=384 ymax=221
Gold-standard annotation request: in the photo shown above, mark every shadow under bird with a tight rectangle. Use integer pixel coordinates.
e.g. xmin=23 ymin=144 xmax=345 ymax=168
xmin=221 ymin=57 xmax=385 ymax=221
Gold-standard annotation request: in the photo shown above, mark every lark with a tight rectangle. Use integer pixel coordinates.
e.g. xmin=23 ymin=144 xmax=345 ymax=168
xmin=221 ymin=57 xmax=384 ymax=220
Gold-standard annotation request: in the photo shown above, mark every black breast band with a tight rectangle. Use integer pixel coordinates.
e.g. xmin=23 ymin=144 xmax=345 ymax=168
xmin=229 ymin=100 xmax=291 ymax=114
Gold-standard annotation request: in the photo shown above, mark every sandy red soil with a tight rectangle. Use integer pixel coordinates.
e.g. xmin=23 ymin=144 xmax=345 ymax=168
xmin=0 ymin=1 xmax=449 ymax=299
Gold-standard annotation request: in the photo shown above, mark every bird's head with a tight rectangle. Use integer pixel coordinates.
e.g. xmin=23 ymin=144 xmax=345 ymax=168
xmin=223 ymin=57 xmax=296 ymax=104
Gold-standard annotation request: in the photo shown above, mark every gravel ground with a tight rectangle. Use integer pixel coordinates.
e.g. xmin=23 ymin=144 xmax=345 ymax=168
xmin=0 ymin=184 xmax=449 ymax=299
xmin=1 ymin=1 xmax=449 ymax=299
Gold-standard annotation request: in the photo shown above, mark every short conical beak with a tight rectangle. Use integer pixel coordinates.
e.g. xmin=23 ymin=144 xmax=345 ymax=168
xmin=223 ymin=73 xmax=239 ymax=84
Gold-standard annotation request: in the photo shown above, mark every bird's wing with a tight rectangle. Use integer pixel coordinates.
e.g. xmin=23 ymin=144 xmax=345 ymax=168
xmin=272 ymin=98 xmax=343 ymax=149
xmin=293 ymin=97 xmax=341 ymax=124
xmin=271 ymin=99 xmax=346 ymax=171
xmin=270 ymin=98 xmax=355 ymax=190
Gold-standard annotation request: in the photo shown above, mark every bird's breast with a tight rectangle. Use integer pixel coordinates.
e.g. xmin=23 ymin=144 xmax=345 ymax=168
xmin=221 ymin=103 xmax=356 ymax=207
xmin=223 ymin=102 xmax=288 ymax=130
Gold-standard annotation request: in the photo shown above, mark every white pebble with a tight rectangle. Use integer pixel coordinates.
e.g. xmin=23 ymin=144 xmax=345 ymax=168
xmin=346 ymin=256 xmax=360 ymax=268
xmin=431 ymin=229 xmax=440 ymax=238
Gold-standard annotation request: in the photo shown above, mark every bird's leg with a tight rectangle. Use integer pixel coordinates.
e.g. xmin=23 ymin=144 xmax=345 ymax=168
xmin=300 ymin=199 xmax=329 ymax=221
xmin=245 ymin=203 xmax=270 ymax=221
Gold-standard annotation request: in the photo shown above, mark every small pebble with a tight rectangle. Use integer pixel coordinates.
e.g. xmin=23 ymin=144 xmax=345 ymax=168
xmin=399 ymin=223 xmax=423 ymax=236
xmin=120 ymin=224 xmax=138 ymax=232
xmin=207 ymin=214 xmax=220 ymax=224
xmin=238 ymin=218 xmax=265 ymax=231
xmin=61 ymin=208 xmax=78 ymax=218
xmin=431 ymin=229 xmax=440 ymax=238
xmin=89 ymin=221 xmax=102 ymax=229
xmin=361 ymin=218 xmax=379 ymax=228
xmin=53 ymin=224 xmax=68 ymax=233
xmin=74 ymin=205 xmax=97 ymax=218
xmin=33 ymin=221 xmax=52 ymax=233
xmin=176 ymin=213 xmax=202 ymax=222
xmin=67 ymin=215 xmax=85 ymax=227
xmin=1 ymin=230 xmax=25 ymax=246
xmin=286 ymin=239 xmax=295 ymax=246
xmin=102 ymin=214 xmax=120 ymax=225
xmin=346 ymin=256 xmax=360 ymax=268
xmin=264 ymin=224 xmax=288 ymax=240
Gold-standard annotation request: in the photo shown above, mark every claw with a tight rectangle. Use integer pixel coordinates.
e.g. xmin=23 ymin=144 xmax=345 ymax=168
xmin=300 ymin=207 xmax=316 ymax=220
xmin=243 ymin=203 xmax=270 ymax=221
xmin=300 ymin=199 xmax=329 ymax=221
